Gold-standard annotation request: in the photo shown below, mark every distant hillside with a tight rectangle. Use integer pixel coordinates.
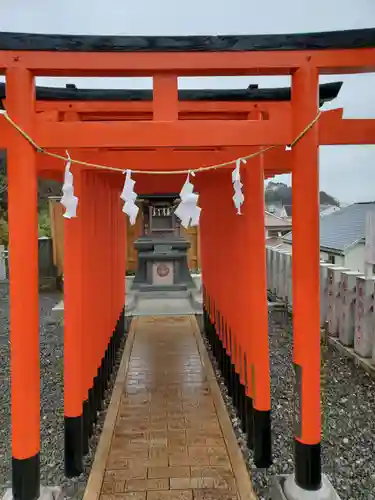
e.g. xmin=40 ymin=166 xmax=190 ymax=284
xmin=265 ymin=181 xmax=340 ymax=207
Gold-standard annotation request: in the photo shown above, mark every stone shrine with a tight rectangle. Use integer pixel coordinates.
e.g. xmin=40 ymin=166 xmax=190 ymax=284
xmin=132 ymin=196 xmax=195 ymax=291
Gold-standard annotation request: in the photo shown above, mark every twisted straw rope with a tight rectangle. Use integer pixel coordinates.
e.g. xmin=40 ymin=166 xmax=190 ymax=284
xmin=0 ymin=109 xmax=322 ymax=174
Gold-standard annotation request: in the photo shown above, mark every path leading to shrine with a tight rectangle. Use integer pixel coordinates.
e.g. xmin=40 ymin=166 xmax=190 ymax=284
xmin=125 ymin=276 xmax=203 ymax=317
xmin=84 ymin=315 xmax=255 ymax=500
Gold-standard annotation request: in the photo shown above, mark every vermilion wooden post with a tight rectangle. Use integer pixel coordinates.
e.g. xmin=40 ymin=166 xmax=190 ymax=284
xmin=85 ymin=172 xmax=96 ymax=432
xmin=114 ymin=184 xmax=120 ymax=355
xmin=98 ymin=177 xmax=107 ymax=404
xmin=237 ymin=216 xmax=249 ymax=437
xmin=119 ymin=188 xmax=126 ymax=333
xmin=109 ymin=183 xmax=115 ymax=373
xmin=110 ymin=181 xmax=116 ymax=376
xmin=227 ymin=182 xmax=242 ymax=416
xmin=80 ymin=171 xmax=90 ymax=455
xmin=6 ymin=67 xmax=40 ymax=500
xmin=92 ymin=172 xmax=102 ymax=419
xmin=290 ymin=65 xmax=321 ymax=491
xmin=243 ymin=152 xmax=272 ymax=468
xmin=109 ymin=182 xmax=114 ymax=373
xmin=199 ymin=179 xmax=215 ymax=343
xmin=113 ymin=184 xmax=118 ymax=326
xmin=227 ymin=170 xmax=245 ymax=419
xmin=239 ymin=182 xmax=254 ymax=447
xmin=153 ymin=74 xmax=178 ymax=121
xmin=63 ymin=167 xmax=84 ymax=477
xmin=217 ymin=173 xmax=234 ymax=396
xmin=198 ymin=178 xmax=209 ymax=335
xmin=102 ymin=177 xmax=110 ymax=390
xmin=206 ymin=180 xmax=219 ymax=341
xmin=104 ymin=178 xmax=111 ymax=389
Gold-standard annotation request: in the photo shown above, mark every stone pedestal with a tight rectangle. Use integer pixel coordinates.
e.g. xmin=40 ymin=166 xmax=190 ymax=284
xmin=132 ymin=235 xmax=195 ymax=292
xmin=2 ymin=486 xmax=63 ymax=500
xmin=270 ymin=475 xmax=341 ymax=500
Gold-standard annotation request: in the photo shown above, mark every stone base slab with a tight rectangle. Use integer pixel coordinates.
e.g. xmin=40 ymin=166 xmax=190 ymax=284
xmin=2 ymin=486 xmax=63 ymax=500
xmin=270 ymin=475 xmax=341 ymax=500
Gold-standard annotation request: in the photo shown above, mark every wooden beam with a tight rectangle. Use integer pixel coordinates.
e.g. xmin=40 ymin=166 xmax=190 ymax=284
xmin=1 ymin=48 xmax=374 ymax=76
xmin=34 ymin=119 xmax=291 ymax=148
xmin=34 ymin=99 xmax=290 ymax=119
xmin=1 ymin=107 xmax=374 ymax=151
xmin=319 ymin=117 xmax=375 ymax=145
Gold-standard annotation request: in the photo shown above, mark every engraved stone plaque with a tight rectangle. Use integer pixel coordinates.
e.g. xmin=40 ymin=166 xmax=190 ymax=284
xmin=152 ymin=261 xmax=174 ymax=285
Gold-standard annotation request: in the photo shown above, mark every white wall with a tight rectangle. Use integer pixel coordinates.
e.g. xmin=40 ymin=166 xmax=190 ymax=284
xmin=323 ymin=251 xmax=345 ymax=266
xmin=345 ymin=243 xmax=365 ymax=273
xmin=281 ymin=241 xmax=346 ymax=266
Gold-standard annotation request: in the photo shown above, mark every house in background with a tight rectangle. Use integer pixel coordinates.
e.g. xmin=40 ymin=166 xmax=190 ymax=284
xmin=282 ymin=203 xmax=340 ymax=221
xmin=282 ymin=202 xmax=375 ymax=273
xmin=265 ymin=211 xmax=292 ymax=239
xmin=284 ymin=205 xmax=292 ymax=221
xmin=265 ymin=202 xmax=288 ymax=219
xmin=319 ymin=204 xmax=341 ymax=217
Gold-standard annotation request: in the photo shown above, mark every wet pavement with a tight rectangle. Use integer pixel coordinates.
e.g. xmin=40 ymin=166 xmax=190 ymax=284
xmin=98 ymin=316 xmax=251 ymax=500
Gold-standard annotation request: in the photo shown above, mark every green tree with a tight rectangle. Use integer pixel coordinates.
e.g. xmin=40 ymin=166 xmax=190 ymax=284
xmin=0 ymin=149 xmax=61 ymax=244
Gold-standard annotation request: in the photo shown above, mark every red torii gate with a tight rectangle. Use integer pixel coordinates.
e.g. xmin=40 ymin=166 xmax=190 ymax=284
xmin=0 ymin=80 xmax=342 ymax=184
xmin=0 ymin=28 xmax=374 ymax=500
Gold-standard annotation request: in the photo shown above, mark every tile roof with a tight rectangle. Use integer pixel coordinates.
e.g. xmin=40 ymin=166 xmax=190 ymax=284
xmin=284 ymin=205 xmax=292 ymax=217
xmin=283 ymin=202 xmax=375 ymax=252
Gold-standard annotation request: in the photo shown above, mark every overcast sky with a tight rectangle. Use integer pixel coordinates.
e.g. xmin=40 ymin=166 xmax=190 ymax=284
xmin=1 ymin=0 xmax=374 ymax=204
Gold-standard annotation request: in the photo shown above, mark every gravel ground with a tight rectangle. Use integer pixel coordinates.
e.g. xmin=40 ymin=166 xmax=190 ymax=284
xmin=202 ymin=311 xmax=375 ymax=500
xmin=0 ymin=283 xmax=127 ymax=499
xmin=1 ymin=281 xmax=374 ymax=500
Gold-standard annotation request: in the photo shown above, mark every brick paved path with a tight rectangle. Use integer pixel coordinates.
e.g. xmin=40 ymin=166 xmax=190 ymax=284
xmin=97 ymin=316 xmax=254 ymax=500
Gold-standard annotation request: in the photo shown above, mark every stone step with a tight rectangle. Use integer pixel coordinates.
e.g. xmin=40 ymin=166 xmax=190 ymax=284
xmin=137 ymin=284 xmax=189 ymax=293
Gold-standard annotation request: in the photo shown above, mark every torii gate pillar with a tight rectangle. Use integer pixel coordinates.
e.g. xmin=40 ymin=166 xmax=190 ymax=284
xmin=281 ymin=66 xmax=339 ymax=500
xmin=6 ymin=68 xmax=40 ymax=500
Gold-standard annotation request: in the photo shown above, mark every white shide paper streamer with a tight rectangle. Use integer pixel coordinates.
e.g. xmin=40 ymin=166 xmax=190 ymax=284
xmin=174 ymin=172 xmax=202 ymax=229
xmin=120 ymin=170 xmax=139 ymax=225
xmin=232 ymin=158 xmax=246 ymax=215
xmin=60 ymin=152 xmax=78 ymax=219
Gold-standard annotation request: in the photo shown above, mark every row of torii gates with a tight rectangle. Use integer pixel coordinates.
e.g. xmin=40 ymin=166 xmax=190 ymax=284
xmin=0 ymin=28 xmax=374 ymax=500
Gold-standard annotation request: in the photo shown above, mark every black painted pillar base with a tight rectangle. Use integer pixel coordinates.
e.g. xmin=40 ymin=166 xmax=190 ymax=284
xmin=103 ymin=349 xmax=109 ymax=391
xmin=218 ymin=338 xmax=224 ymax=374
xmin=253 ymin=409 xmax=272 ymax=468
xmin=227 ymin=357 xmax=232 ymax=393
xmin=245 ymin=395 xmax=254 ymax=449
xmin=110 ymin=335 xmax=115 ymax=373
xmin=295 ymin=439 xmax=322 ymax=490
xmin=230 ymin=364 xmax=237 ymax=405
xmin=88 ymin=386 xmax=96 ymax=432
xmin=82 ymin=399 xmax=90 ymax=455
xmin=12 ymin=454 xmax=40 ymax=500
xmin=97 ymin=365 xmax=104 ymax=411
xmin=233 ymin=370 xmax=240 ymax=412
xmin=64 ymin=416 xmax=84 ymax=477
xmin=223 ymin=353 xmax=229 ymax=390
xmin=238 ymin=383 xmax=247 ymax=433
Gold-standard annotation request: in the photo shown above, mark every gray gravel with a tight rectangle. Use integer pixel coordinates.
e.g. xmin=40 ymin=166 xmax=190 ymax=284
xmin=0 ymin=283 xmax=127 ymax=499
xmin=1 ymin=280 xmax=374 ymax=500
xmin=202 ymin=311 xmax=375 ymax=500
